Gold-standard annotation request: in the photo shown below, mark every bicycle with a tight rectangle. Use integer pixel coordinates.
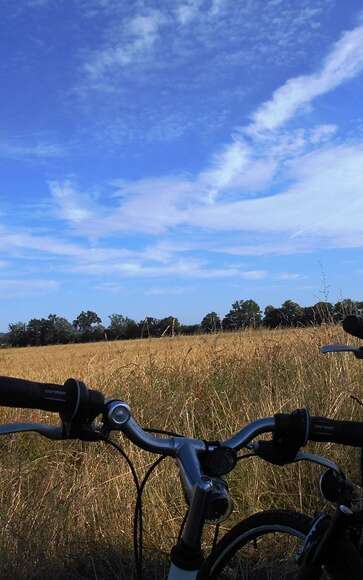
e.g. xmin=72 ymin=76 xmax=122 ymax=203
xmin=0 ymin=366 xmax=363 ymax=578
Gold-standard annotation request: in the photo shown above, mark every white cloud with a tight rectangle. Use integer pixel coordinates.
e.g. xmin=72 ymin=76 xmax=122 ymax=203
xmin=276 ymin=272 xmax=302 ymax=280
xmin=80 ymin=0 xmax=331 ymax=96
xmin=198 ymin=141 xmax=254 ymax=198
xmin=175 ymin=0 xmax=202 ymax=25
xmin=189 ymin=144 xmax=363 ymax=242
xmin=142 ymin=240 xmax=190 ymax=262
xmin=85 ymin=10 xmax=166 ymax=79
xmin=145 ymin=286 xmax=194 ymax=295
xmin=70 ymin=256 xmax=268 ymax=280
xmin=0 ymin=141 xmax=64 ymax=160
xmin=175 ymin=0 xmax=229 ymax=21
xmin=1 ymin=218 xmax=270 ymax=281
xmin=215 ymin=240 xmax=314 ymax=256
xmin=0 ymin=226 xmax=85 ymax=258
xmin=241 ymin=270 xmax=268 ymax=280
xmin=73 ymin=0 xmax=339 ymax=156
xmin=245 ymin=25 xmax=363 ymax=136
xmin=0 ymin=279 xmax=59 ymax=297
xmin=84 ymin=16 xmax=363 ymax=219
xmin=47 ymin=136 xmax=363 ymax=254
xmin=210 ymin=0 xmax=229 ymax=16
xmin=95 ymin=282 xmax=123 ymax=293
xmin=50 ymin=180 xmax=94 ymax=224
xmin=309 ymin=124 xmax=338 ymax=144
xmin=110 ymin=176 xmax=191 ymax=233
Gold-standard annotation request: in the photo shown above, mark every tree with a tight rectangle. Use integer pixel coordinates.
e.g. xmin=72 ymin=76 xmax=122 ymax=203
xmin=108 ymin=314 xmax=139 ymax=340
xmin=223 ymin=300 xmax=261 ymax=330
xmin=312 ymin=302 xmax=334 ymax=325
xmin=27 ymin=318 xmax=50 ymax=346
xmin=157 ymin=316 xmax=180 ymax=337
xmin=334 ymin=299 xmax=357 ymax=322
xmin=8 ymin=322 xmax=28 ymax=347
xmin=49 ymin=315 xmax=75 ymax=344
xmin=73 ymin=310 xmax=103 ymax=342
xmin=123 ymin=319 xmax=140 ymax=340
xmin=140 ymin=317 xmax=160 ymax=338
xmin=108 ymin=314 xmax=128 ymax=340
xmin=201 ymin=312 xmax=221 ymax=333
xmin=180 ymin=324 xmax=200 ymax=335
xmin=280 ymin=300 xmax=303 ymax=326
xmin=300 ymin=306 xmax=315 ymax=326
xmin=263 ymin=305 xmax=283 ymax=328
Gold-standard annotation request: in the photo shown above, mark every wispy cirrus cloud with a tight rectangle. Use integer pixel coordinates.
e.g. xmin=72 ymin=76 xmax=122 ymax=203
xmin=48 ymin=137 xmax=363 ymax=254
xmin=84 ymin=9 xmax=166 ymax=79
xmin=276 ymin=273 xmax=302 ymax=281
xmin=175 ymin=0 xmax=202 ymax=25
xmin=0 ymin=226 xmax=86 ymax=258
xmin=244 ymin=24 xmax=363 ymax=136
xmin=209 ymin=0 xmax=229 ymax=16
xmin=189 ymin=144 xmax=363 ymax=237
xmin=0 ymin=219 xmax=266 ymax=282
xmin=70 ymin=257 xmax=268 ymax=280
xmin=50 ymin=180 xmax=94 ymax=224
xmin=145 ymin=286 xmax=194 ymax=296
xmin=0 ymin=140 xmax=65 ymax=160
xmin=0 ymin=279 xmax=59 ymax=298
xmin=94 ymin=282 xmax=123 ymax=293
xmin=76 ymin=0 xmax=334 ymax=146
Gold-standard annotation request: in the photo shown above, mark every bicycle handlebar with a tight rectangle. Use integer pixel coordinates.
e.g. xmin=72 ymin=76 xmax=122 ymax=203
xmin=1 ymin=375 xmax=362 ymax=450
xmin=0 ymin=376 xmax=105 ymax=421
xmin=310 ymin=417 xmax=363 ymax=447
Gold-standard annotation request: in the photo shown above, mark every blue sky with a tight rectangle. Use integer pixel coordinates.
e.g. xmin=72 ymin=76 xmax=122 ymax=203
xmin=1 ymin=0 xmax=363 ymax=328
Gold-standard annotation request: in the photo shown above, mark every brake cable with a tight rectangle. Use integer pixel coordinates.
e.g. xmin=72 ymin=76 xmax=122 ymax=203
xmin=100 ymin=436 xmax=144 ymax=579
xmin=134 ymin=455 xmax=167 ymax=576
xmin=100 ymin=427 xmax=185 ymax=580
xmin=236 ymin=452 xmax=256 ymax=462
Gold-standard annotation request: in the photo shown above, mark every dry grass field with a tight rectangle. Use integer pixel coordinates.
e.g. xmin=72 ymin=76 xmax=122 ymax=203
xmin=0 ymin=325 xmax=362 ymax=579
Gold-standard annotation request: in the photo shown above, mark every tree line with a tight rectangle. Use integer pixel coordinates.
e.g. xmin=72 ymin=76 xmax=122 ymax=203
xmin=1 ymin=298 xmax=361 ymax=348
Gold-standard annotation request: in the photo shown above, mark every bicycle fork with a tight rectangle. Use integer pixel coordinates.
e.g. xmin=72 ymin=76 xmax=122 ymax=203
xmin=167 ymin=479 xmax=212 ymax=580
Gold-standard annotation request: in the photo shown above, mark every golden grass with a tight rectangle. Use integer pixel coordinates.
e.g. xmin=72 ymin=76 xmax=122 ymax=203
xmin=0 ymin=325 xmax=362 ymax=578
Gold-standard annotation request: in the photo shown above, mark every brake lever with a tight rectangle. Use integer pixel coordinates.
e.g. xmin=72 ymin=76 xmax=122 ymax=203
xmin=320 ymin=344 xmax=363 ymax=359
xmin=0 ymin=423 xmax=63 ymax=440
xmin=293 ymin=451 xmax=343 ymax=476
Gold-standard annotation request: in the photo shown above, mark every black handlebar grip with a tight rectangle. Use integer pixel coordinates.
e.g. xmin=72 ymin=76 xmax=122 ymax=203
xmin=0 ymin=376 xmax=73 ymax=413
xmin=310 ymin=417 xmax=363 ymax=447
xmin=0 ymin=376 xmax=105 ymax=420
xmin=342 ymin=315 xmax=363 ymax=340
